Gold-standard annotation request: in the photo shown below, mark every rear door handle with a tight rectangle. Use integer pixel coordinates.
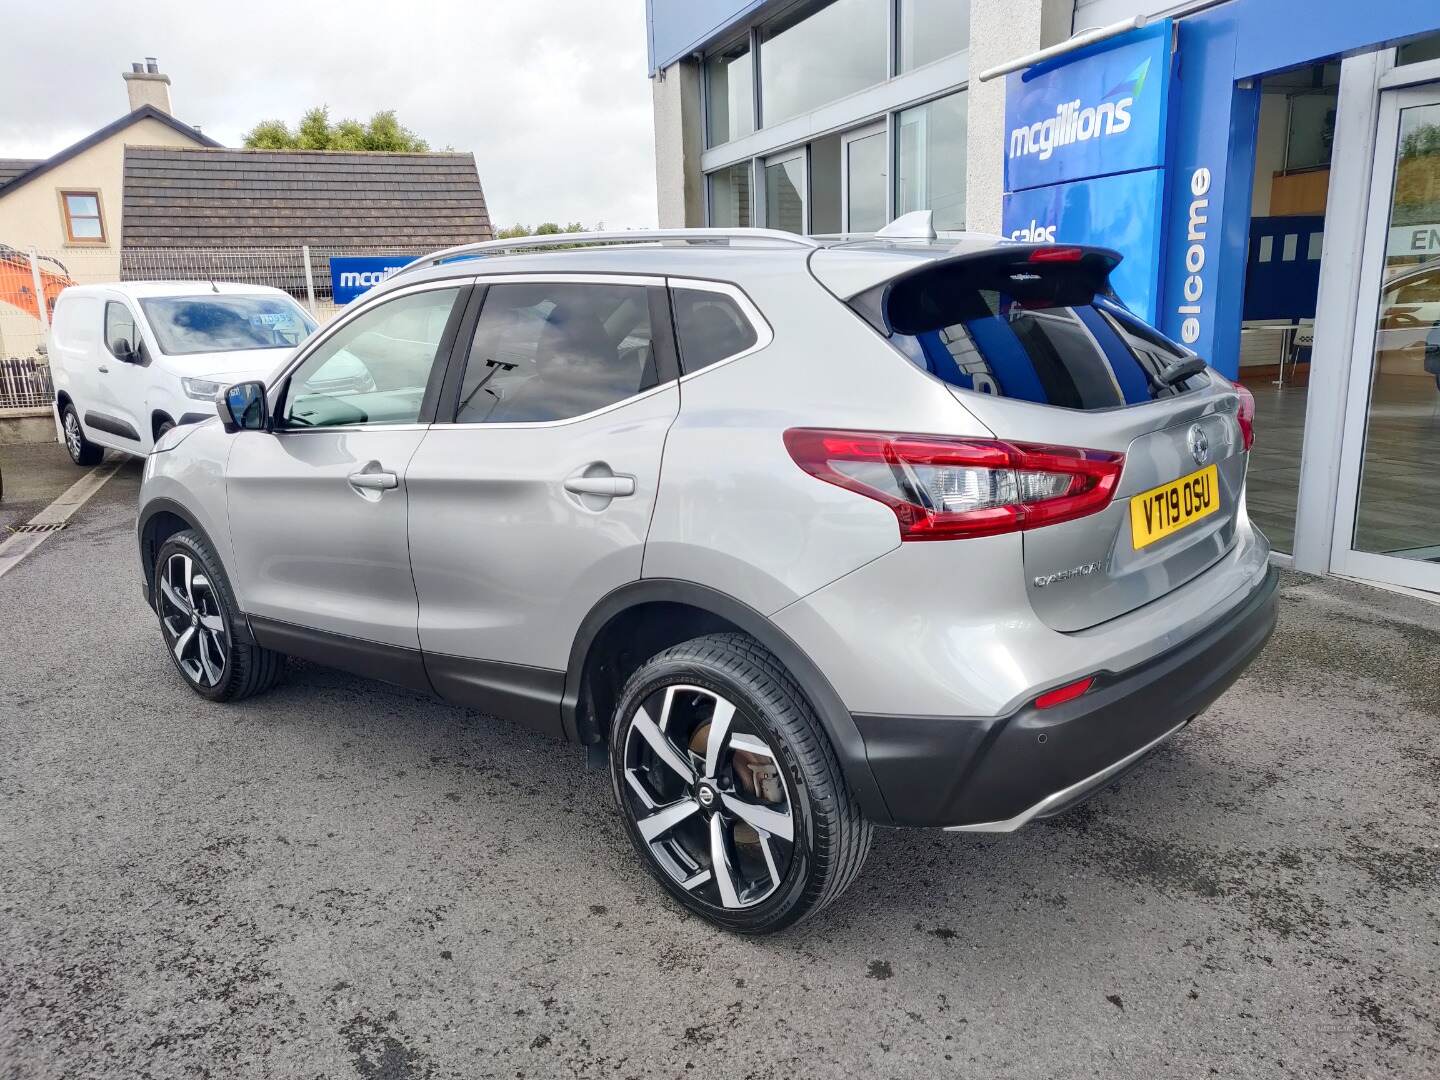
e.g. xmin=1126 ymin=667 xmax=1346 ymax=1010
xmin=563 ymin=475 xmax=635 ymax=498
xmin=348 ymin=470 xmax=398 ymax=492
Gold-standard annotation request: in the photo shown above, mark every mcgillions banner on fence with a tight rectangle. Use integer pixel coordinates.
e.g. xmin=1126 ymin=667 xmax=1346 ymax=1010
xmin=330 ymin=256 xmax=419 ymax=304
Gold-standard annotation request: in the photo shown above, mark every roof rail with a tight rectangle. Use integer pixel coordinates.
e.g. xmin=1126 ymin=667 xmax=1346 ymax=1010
xmin=398 ymin=228 xmax=820 ymax=274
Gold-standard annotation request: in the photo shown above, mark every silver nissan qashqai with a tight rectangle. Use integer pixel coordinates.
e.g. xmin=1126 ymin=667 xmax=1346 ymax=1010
xmin=138 ymin=218 xmax=1277 ymax=934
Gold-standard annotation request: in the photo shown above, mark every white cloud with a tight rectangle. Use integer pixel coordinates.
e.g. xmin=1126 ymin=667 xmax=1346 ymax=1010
xmin=0 ymin=0 xmax=659 ymax=229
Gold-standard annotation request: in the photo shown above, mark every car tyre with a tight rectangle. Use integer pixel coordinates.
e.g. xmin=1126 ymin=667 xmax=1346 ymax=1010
xmin=610 ymin=632 xmax=872 ymax=934
xmin=61 ymin=403 xmax=103 ymax=466
xmin=154 ymin=529 xmax=285 ymax=701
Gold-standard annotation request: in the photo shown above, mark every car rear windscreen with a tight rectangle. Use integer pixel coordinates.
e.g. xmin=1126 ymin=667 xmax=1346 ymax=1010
xmin=858 ymin=254 xmax=1208 ymax=411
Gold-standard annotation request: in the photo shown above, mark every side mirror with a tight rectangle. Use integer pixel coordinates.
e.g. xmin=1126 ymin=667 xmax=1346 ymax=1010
xmin=112 ymin=337 xmax=137 ymax=363
xmin=218 ymin=381 xmax=269 ymax=434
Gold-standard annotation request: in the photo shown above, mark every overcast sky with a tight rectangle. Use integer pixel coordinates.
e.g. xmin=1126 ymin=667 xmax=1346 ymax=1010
xmin=0 ymin=0 xmax=658 ymax=229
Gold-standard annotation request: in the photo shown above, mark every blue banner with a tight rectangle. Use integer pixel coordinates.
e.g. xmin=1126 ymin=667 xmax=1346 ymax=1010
xmin=330 ymin=256 xmax=419 ymax=305
xmin=1003 ymin=169 xmax=1166 ymax=324
xmin=1004 ymin=21 xmax=1173 ymax=193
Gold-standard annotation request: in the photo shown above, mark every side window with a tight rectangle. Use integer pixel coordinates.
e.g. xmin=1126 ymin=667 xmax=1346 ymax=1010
xmin=670 ymin=287 xmax=758 ymax=374
xmin=104 ymin=301 xmax=138 ymax=359
xmin=282 ymin=287 xmax=460 ymax=429
xmin=454 ymin=282 xmax=656 ymax=424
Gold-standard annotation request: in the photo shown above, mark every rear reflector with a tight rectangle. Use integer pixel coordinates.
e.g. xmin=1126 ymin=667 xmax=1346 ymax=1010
xmin=1034 ymin=676 xmax=1095 ymax=710
xmin=783 ymin=429 xmax=1124 ymax=541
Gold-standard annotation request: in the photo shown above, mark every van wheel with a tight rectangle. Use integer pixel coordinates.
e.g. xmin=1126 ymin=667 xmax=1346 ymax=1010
xmin=62 ymin=404 xmax=103 ymax=466
xmin=154 ymin=529 xmax=285 ymax=702
xmin=610 ymin=633 xmax=872 ymax=934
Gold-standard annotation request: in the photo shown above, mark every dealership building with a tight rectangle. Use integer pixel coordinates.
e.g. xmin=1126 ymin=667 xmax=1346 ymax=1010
xmin=646 ymin=0 xmax=1440 ymax=595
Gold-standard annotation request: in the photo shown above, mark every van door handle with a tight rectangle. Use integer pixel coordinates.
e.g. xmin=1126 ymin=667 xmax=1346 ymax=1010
xmin=348 ymin=469 xmax=398 ymax=492
xmin=97 ymin=365 xmax=109 ymax=374
xmin=564 ymin=475 xmax=635 ymax=498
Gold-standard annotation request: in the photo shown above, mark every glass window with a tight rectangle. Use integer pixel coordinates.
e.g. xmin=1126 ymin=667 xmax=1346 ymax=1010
xmin=708 ymin=163 xmax=753 ymax=227
xmin=896 ymin=91 xmax=968 ymax=231
xmin=283 ymin=287 xmax=460 ymax=429
xmin=705 ymin=40 xmax=755 ymax=147
xmin=759 ymin=0 xmax=888 ymax=128
xmin=1352 ymin=99 xmax=1440 ymax=563
xmin=104 ymin=301 xmax=138 ymax=359
xmin=139 ymin=295 xmax=317 ymax=356
xmin=455 ymin=283 xmax=656 ymax=424
xmin=899 ymin=0 xmax=971 ymax=72
xmin=1398 ymin=33 xmax=1440 ymax=66
xmin=671 ymin=288 xmax=759 ymax=373
xmin=845 ymin=129 xmax=887 ymax=232
xmin=765 ymin=155 xmax=806 ymax=233
xmin=864 ymin=262 xmax=1206 ymax=411
xmin=61 ymin=190 xmax=105 ymax=243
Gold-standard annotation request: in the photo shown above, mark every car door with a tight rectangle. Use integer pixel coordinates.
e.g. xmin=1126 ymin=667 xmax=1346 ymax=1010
xmin=406 ymin=275 xmax=680 ymax=733
xmin=89 ymin=296 xmax=149 ymax=449
xmin=224 ymin=279 xmax=470 ymax=681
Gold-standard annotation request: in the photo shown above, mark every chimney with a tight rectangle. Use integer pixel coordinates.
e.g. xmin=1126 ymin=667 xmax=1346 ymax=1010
xmin=123 ymin=57 xmax=172 ymax=114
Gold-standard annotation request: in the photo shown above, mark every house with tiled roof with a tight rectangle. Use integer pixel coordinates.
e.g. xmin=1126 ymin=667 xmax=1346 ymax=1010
xmin=0 ymin=57 xmax=491 ymax=365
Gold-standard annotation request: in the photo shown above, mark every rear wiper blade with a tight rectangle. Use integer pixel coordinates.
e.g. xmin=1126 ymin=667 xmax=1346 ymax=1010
xmin=1156 ymin=356 xmax=1207 ymax=386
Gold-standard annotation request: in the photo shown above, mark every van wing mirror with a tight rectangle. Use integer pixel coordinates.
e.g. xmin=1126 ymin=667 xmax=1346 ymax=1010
xmin=218 ymin=381 xmax=269 ymax=434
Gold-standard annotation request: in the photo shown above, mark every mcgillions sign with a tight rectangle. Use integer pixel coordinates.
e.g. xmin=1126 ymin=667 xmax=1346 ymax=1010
xmin=1007 ymin=70 xmax=1140 ymax=163
xmin=1002 ymin=22 xmax=1171 ymax=192
xmin=330 ymin=255 xmax=420 ymax=305
xmin=1001 ymin=21 xmax=1174 ymax=324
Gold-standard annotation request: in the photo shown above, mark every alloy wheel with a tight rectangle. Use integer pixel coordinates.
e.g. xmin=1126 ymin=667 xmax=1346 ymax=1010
xmin=158 ymin=552 xmax=228 ymax=687
xmin=63 ymin=411 xmax=82 ymax=460
xmin=621 ymin=684 xmax=795 ymax=909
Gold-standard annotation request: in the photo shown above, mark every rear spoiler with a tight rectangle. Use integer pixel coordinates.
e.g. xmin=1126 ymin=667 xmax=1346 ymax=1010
xmin=849 ymin=244 xmax=1123 ymax=337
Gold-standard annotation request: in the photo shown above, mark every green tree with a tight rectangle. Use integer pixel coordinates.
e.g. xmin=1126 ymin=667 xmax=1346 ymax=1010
xmin=242 ymin=107 xmax=431 ymax=152
xmin=495 ymin=222 xmax=588 ymax=239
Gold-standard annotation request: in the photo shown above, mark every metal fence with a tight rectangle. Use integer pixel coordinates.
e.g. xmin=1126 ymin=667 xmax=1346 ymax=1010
xmin=0 ymin=244 xmax=403 ymax=410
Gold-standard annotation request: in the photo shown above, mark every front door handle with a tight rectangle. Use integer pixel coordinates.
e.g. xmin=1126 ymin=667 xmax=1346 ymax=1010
xmin=97 ymin=365 xmax=109 ymax=374
xmin=348 ymin=469 xmax=398 ymax=492
xmin=564 ymin=475 xmax=635 ymax=498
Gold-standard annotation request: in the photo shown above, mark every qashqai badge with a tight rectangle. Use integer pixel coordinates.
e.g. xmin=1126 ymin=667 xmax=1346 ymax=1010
xmin=1188 ymin=425 xmax=1210 ymax=467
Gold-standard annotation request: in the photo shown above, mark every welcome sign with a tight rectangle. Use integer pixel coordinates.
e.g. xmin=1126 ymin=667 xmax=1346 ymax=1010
xmin=1004 ymin=20 xmax=1174 ymax=193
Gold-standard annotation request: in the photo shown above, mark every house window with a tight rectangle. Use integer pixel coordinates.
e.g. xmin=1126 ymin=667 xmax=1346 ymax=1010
xmin=60 ymin=191 xmax=106 ymax=244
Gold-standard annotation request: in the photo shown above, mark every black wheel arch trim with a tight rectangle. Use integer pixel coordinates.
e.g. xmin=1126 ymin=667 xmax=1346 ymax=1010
xmin=136 ymin=498 xmax=255 ymax=645
xmin=563 ymin=578 xmax=892 ymax=824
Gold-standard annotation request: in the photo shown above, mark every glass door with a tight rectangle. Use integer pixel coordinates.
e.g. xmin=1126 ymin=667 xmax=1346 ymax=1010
xmin=764 ymin=149 xmax=807 ymax=234
xmin=842 ymin=122 xmax=887 ymax=233
xmin=1332 ymin=82 xmax=1440 ymax=591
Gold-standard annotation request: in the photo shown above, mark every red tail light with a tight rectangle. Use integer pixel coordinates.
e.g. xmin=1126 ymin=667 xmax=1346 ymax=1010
xmin=783 ymin=429 xmax=1124 ymax=541
xmin=1234 ymin=383 xmax=1256 ymax=451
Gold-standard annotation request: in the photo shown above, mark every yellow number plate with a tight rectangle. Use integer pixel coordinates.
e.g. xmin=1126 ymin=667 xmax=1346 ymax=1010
xmin=1129 ymin=465 xmax=1220 ymax=549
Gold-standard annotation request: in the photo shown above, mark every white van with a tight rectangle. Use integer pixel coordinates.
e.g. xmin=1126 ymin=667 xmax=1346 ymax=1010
xmin=49 ymin=282 xmax=319 ymax=463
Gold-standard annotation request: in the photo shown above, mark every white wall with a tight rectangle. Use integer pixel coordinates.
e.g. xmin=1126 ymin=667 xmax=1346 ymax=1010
xmin=652 ymin=61 xmax=706 ymax=228
xmin=965 ymin=0 xmax=1073 ymax=234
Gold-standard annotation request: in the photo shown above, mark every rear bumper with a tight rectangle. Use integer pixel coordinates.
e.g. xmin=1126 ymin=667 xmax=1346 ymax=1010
xmin=852 ymin=566 xmax=1279 ymax=828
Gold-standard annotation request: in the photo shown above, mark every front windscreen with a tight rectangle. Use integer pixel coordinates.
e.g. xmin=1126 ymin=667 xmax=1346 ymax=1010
xmin=139 ymin=295 xmax=317 ymax=356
